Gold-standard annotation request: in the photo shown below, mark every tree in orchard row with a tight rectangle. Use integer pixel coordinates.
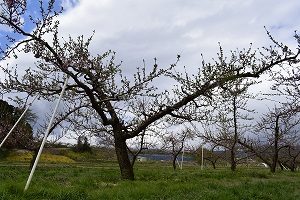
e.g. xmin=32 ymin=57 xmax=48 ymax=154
xmin=201 ymin=69 xmax=255 ymax=171
xmin=0 ymin=1 xmax=299 ymax=180
xmin=159 ymin=127 xmax=194 ymax=170
xmin=237 ymin=34 xmax=300 ymax=173
xmin=238 ymin=104 xmax=300 ymax=173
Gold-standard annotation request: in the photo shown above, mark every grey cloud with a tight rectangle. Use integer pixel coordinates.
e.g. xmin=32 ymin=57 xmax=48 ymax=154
xmin=59 ymin=0 xmax=299 ymax=68
xmin=2 ymin=0 xmax=299 ymax=88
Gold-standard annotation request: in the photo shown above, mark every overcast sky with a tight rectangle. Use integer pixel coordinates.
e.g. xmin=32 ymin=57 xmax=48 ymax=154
xmin=45 ymin=0 xmax=300 ymax=113
xmin=56 ymin=0 xmax=300 ymax=67
xmin=1 ymin=0 xmax=300 ymax=144
xmin=1 ymin=0 xmax=299 ymax=91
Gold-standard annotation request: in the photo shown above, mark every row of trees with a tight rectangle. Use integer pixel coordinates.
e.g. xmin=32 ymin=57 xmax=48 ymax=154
xmin=0 ymin=1 xmax=299 ymax=179
xmin=197 ymin=50 xmax=300 ymax=172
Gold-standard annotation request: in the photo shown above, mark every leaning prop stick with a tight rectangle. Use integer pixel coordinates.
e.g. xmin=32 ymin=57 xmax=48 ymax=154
xmin=24 ymin=76 xmax=69 ymax=191
xmin=0 ymin=95 xmax=38 ymax=148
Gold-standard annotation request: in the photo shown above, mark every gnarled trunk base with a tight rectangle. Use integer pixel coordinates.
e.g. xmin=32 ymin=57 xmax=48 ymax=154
xmin=230 ymin=149 xmax=237 ymax=171
xmin=114 ymin=137 xmax=134 ymax=180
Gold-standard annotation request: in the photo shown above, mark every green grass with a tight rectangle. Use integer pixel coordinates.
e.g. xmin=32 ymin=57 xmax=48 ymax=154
xmin=0 ymin=162 xmax=299 ymax=200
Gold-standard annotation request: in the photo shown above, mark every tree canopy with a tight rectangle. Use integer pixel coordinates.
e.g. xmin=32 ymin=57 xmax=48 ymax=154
xmin=0 ymin=0 xmax=300 ymax=179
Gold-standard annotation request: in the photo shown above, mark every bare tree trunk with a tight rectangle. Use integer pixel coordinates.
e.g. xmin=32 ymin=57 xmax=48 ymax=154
xmin=131 ymin=154 xmax=137 ymax=167
xmin=204 ymin=158 xmax=216 ymax=169
xmin=114 ymin=136 xmax=134 ymax=180
xmin=172 ymin=151 xmax=182 ymax=170
xmin=290 ymin=161 xmax=296 ymax=172
xmin=172 ymin=156 xmax=177 ymax=170
xmin=271 ymin=115 xmax=280 ymax=173
xmin=230 ymin=149 xmax=237 ymax=171
xmin=287 ymin=146 xmax=300 ymax=172
xmin=127 ymin=146 xmax=138 ymax=167
xmin=290 ymin=154 xmax=299 ymax=172
xmin=212 ymin=161 xmax=216 ymax=169
xmin=128 ymin=130 xmax=146 ymax=167
xmin=231 ymin=96 xmax=238 ymax=171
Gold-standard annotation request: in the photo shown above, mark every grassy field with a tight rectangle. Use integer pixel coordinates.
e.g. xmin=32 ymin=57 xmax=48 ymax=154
xmin=0 ymin=161 xmax=299 ymax=200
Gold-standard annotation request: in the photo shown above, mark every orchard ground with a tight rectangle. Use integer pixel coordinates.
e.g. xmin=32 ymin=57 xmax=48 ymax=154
xmin=0 ymin=148 xmax=299 ymax=200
